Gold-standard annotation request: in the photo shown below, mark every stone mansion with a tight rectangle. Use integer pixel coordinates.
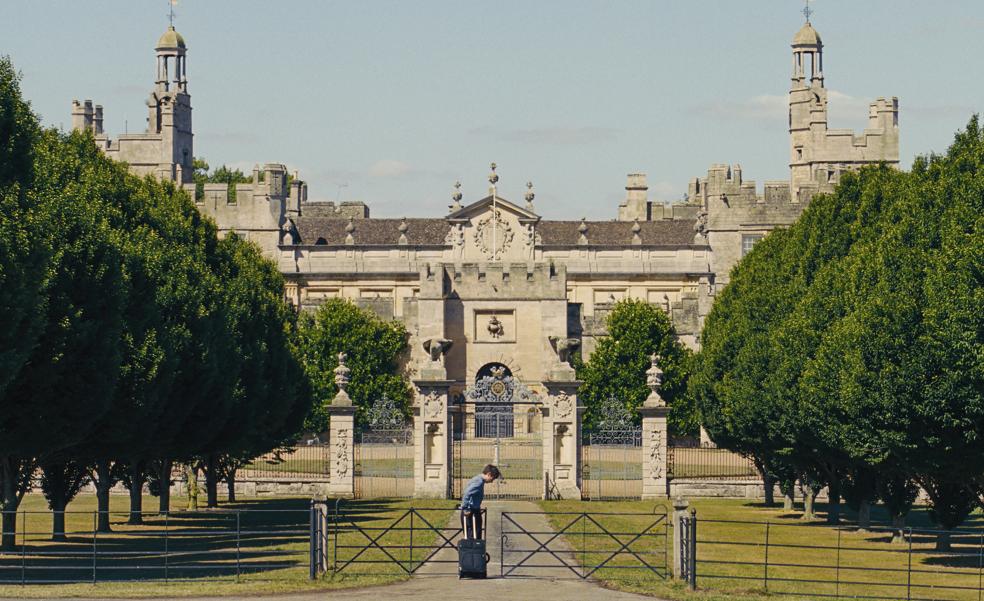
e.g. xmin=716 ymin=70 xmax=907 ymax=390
xmin=70 ymin=18 xmax=899 ymax=393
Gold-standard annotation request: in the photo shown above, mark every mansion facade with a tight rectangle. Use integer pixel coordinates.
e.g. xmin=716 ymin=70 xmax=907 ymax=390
xmin=71 ymin=18 xmax=900 ymax=398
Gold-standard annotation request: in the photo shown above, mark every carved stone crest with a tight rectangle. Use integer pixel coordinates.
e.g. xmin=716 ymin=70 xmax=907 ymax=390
xmin=552 ymin=391 xmax=574 ymax=419
xmin=474 ymin=209 xmax=514 ymax=260
xmin=423 ymin=390 xmax=444 ymax=418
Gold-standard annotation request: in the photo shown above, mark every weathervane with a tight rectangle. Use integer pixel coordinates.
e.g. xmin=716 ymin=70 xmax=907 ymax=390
xmin=489 ymin=162 xmax=499 ymax=260
xmin=802 ymin=0 xmax=813 ymax=23
xmin=168 ymin=0 xmax=177 ymax=26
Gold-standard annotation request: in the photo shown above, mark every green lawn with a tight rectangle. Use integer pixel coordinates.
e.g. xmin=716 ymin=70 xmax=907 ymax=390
xmin=538 ymin=498 xmax=984 ymax=601
xmin=0 ymin=494 xmax=452 ymax=598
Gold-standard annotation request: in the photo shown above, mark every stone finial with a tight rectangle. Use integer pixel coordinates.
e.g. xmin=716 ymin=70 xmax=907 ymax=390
xmin=578 ymin=218 xmax=588 ymax=245
xmin=345 ymin=217 xmax=355 ymax=245
xmin=693 ymin=211 xmax=708 ymax=242
xmin=632 ymin=219 xmax=642 ymax=245
xmin=449 ymin=180 xmax=463 ymax=212
xmin=644 ymin=353 xmax=665 ymax=407
xmin=332 ymin=352 xmax=353 ymax=406
xmin=524 ymin=181 xmax=535 ymax=211
xmin=398 ymin=218 xmax=408 ymax=245
xmin=334 ymin=352 xmax=350 ymax=389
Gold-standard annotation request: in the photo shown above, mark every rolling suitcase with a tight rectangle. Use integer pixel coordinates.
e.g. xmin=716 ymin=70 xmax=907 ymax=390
xmin=458 ymin=511 xmax=490 ymax=579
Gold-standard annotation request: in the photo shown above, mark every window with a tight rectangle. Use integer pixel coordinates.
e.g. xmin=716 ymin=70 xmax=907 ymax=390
xmin=742 ymin=234 xmax=764 ymax=257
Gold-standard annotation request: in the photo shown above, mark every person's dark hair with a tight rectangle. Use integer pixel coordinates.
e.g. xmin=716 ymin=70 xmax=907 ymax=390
xmin=483 ymin=464 xmax=501 ymax=480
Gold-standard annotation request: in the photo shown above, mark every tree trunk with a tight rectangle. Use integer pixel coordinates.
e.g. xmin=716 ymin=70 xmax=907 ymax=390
xmin=857 ymin=500 xmax=872 ymax=532
xmin=0 ymin=511 xmax=14 ymax=553
xmin=226 ymin=467 xmax=237 ymax=503
xmin=94 ymin=460 xmax=113 ymax=533
xmin=783 ymin=491 xmax=794 ymax=511
xmin=1 ymin=458 xmax=19 ymax=552
xmin=127 ymin=462 xmax=145 ymax=525
xmin=204 ymin=455 xmax=219 ymax=508
xmin=762 ymin=473 xmax=776 ymax=506
xmin=186 ymin=465 xmax=199 ymax=511
xmin=827 ymin=482 xmax=841 ymax=525
xmin=937 ymin=529 xmax=952 ymax=551
xmin=158 ymin=459 xmax=172 ymax=514
xmin=802 ymin=489 xmax=816 ymax=520
xmin=51 ymin=499 xmax=67 ymax=542
xmin=891 ymin=514 xmax=906 ymax=544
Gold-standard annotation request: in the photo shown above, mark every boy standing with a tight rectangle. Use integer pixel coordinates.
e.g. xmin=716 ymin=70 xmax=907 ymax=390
xmin=460 ymin=464 xmax=500 ymax=539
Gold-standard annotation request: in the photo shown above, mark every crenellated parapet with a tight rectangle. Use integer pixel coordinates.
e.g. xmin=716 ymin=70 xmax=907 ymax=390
xmin=420 ymin=262 xmax=567 ymax=301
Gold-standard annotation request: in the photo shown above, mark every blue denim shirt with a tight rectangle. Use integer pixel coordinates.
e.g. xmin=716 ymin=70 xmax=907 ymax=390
xmin=461 ymin=474 xmax=485 ymax=510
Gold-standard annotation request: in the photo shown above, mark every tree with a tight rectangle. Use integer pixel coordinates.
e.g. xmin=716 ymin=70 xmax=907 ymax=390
xmin=0 ymin=56 xmax=50 ymax=551
xmin=695 ymin=116 xmax=984 ymax=542
xmin=297 ymin=298 xmax=410 ymax=431
xmin=577 ymin=299 xmax=694 ymax=433
xmin=196 ymin=234 xmax=311 ymax=507
xmin=39 ymin=460 xmax=90 ymax=541
xmin=193 ymin=158 xmax=251 ymax=204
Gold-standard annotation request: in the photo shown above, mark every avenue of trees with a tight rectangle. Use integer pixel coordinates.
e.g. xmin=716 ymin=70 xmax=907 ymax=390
xmin=694 ymin=117 xmax=983 ymax=545
xmin=0 ymin=58 xmax=311 ymax=548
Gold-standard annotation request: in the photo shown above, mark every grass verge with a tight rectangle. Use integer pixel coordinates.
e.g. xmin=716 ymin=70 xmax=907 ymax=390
xmin=539 ymin=498 xmax=984 ymax=601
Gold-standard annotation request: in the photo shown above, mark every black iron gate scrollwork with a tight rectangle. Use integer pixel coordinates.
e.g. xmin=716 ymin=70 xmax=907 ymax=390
xmin=355 ymin=395 xmax=413 ymax=498
xmin=453 ymin=368 xmax=544 ymax=499
xmin=582 ymin=396 xmax=643 ymax=499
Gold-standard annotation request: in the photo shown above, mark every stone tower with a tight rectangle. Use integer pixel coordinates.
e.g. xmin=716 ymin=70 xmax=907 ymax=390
xmin=788 ymin=18 xmax=898 ymax=201
xmin=147 ymin=25 xmax=193 ymax=183
xmin=71 ymin=25 xmax=194 ymax=185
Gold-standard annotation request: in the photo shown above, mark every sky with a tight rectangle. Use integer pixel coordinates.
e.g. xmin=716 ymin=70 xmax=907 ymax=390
xmin=3 ymin=1 xmax=982 ymax=218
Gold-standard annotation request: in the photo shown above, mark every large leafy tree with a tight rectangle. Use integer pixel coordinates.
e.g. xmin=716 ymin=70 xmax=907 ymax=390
xmin=0 ymin=127 xmax=130 ymax=548
xmin=696 ymin=116 xmax=984 ymax=539
xmin=197 ymin=234 xmax=311 ymax=507
xmin=577 ymin=299 xmax=694 ymax=433
xmin=297 ymin=298 xmax=410 ymax=431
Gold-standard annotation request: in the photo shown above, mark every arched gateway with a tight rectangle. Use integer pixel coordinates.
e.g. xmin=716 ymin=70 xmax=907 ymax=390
xmin=454 ymin=366 xmax=545 ymax=498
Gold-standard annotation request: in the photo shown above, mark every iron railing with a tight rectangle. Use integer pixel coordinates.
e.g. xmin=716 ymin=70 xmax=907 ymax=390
xmin=0 ymin=508 xmax=310 ymax=584
xmin=667 ymin=446 xmax=758 ymax=479
xmin=693 ymin=515 xmax=984 ymax=600
xmin=240 ymin=445 xmax=330 ymax=480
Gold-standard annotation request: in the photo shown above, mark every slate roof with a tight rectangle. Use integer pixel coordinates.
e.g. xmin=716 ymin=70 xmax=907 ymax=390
xmin=292 ymin=216 xmax=697 ymax=247
xmin=294 ymin=217 xmax=448 ymax=246
xmin=536 ymin=220 xmax=696 ymax=246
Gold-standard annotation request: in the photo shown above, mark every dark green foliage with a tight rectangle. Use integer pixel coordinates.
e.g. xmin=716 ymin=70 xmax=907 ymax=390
xmin=0 ymin=55 xmax=314 ymax=539
xmin=297 ymin=298 xmax=410 ymax=431
xmin=577 ymin=299 xmax=695 ymax=433
xmin=193 ymin=158 xmax=251 ymax=203
xmin=694 ymin=116 xmax=984 ymax=534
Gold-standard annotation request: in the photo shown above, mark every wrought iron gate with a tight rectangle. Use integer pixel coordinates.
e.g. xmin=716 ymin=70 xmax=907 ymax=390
xmin=499 ymin=509 xmax=669 ymax=579
xmin=355 ymin=396 xmax=413 ymax=498
xmin=453 ymin=370 xmax=544 ymax=499
xmin=582 ymin=397 xmax=643 ymax=499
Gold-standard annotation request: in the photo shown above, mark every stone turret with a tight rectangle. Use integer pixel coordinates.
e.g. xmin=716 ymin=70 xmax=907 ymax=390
xmin=788 ymin=17 xmax=898 ymax=202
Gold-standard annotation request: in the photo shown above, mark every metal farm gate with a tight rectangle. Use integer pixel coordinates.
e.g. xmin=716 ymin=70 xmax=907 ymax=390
xmin=354 ymin=395 xmax=414 ymax=498
xmin=582 ymin=397 xmax=643 ymax=499
xmin=452 ymin=369 xmax=544 ymax=499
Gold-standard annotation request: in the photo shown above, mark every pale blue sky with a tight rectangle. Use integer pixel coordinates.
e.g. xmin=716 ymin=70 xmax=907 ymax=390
xmin=3 ymin=1 xmax=981 ymax=218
